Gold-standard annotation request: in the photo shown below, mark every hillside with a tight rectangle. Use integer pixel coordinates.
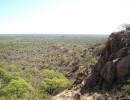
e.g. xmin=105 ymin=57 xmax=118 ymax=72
xmin=54 ymin=29 xmax=130 ymax=100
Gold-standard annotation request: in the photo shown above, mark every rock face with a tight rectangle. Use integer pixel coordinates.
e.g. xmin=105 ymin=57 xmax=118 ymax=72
xmin=117 ymin=55 xmax=130 ymax=78
xmin=72 ymin=30 xmax=130 ymax=90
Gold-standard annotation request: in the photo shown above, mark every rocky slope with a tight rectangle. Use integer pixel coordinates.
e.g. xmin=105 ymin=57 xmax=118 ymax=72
xmin=54 ymin=29 xmax=130 ymax=100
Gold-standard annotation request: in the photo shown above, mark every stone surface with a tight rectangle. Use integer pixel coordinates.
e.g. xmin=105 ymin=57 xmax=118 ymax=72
xmin=117 ymin=55 xmax=130 ymax=78
xmin=72 ymin=30 xmax=130 ymax=90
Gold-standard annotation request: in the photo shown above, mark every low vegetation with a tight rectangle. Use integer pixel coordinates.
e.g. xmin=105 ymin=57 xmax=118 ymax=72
xmin=39 ymin=69 xmax=68 ymax=99
xmin=0 ymin=34 xmax=107 ymax=99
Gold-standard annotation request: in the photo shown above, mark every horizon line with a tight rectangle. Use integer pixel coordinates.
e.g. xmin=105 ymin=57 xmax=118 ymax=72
xmin=0 ymin=33 xmax=109 ymax=35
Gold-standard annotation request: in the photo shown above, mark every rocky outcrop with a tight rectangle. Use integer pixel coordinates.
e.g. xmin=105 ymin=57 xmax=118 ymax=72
xmin=117 ymin=55 xmax=130 ymax=78
xmin=72 ymin=30 xmax=130 ymax=91
xmin=53 ymin=29 xmax=130 ymax=100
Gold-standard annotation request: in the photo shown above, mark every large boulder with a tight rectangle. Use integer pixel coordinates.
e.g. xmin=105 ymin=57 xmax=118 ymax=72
xmin=109 ymin=47 xmax=128 ymax=60
xmin=108 ymin=33 xmax=119 ymax=53
xmin=117 ymin=55 xmax=130 ymax=78
xmin=100 ymin=61 xmax=115 ymax=83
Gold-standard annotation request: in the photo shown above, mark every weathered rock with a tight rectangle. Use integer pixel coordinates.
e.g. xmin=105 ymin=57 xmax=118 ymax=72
xmin=93 ymin=30 xmax=130 ymax=83
xmin=108 ymin=32 xmax=119 ymax=53
xmin=109 ymin=47 xmax=128 ymax=60
xmin=71 ymin=29 xmax=130 ymax=91
xmin=117 ymin=55 xmax=130 ymax=78
xmin=100 ymin=58 xmax=120 ymax=83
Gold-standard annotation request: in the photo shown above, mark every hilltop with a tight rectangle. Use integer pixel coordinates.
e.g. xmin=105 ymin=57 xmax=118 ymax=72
xmin=54 ymin=29 xmax=130 ymax=99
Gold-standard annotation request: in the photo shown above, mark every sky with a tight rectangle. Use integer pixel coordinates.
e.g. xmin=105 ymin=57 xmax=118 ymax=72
xmin=0 ymin=0 xmax=130 ymax=34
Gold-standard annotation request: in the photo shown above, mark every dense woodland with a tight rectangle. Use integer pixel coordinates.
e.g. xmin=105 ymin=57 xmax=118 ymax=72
xmin=0 ymin=34 xmax=107 ymax=100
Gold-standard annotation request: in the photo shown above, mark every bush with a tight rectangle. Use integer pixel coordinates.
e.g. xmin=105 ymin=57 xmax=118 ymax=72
xmin=40 ymin=78 xmax=67 ymax=94
xmin=42 ymin=69 xmax=66 ymax=79
xmin=11 ymin=72 xmax=21 ymax=80
xmin=87 ymin=54 xmax=93 ymax=61
xmin=0 ymin=66 xmax=33 ymax=99
xmin=0 ymin=67 xmax=11 ymax=83
xmin=7 ymin=64 xmax=18 ymax=72
xmin=2 ymin=79 xmax=33 ymax=98
xmin=40 ymin=69 xmax=68 ymax=95
xmin=123 ymin=85 xmax=130 ymax=94
xmin=94 ymin=44 xmax=105 ymax=56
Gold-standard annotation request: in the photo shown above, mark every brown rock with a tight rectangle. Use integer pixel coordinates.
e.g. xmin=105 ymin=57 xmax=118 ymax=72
xmin=108 ymin=33 xmax=119 ymax=53
xmin=85 ymin=74 xmax=99 ymax=88
xmin=70 ymin=30 xmax=130 ymax=91
xmin=100 ymin=59 xmax=119 ymax=83
xmin=109 ymin=47 xmax=128 ymax=60
xmin=117 ymin=55 xmax=130 ymax=78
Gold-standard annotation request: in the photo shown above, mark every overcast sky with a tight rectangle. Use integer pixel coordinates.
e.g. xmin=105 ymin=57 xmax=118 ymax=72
xmin=0 ymin=0 xmax=130 ymax=34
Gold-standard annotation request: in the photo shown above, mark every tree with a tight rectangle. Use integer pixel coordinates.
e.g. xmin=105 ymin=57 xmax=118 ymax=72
xmin=40 ymin=77 xmax=67 ymax=94
xmin=0 ymin=67 xmax=11 ymax=83
xmin=42 ymin=69 xmax=66 ymax=79
xmin=118 ymin=24 xmax=130 ymax=31
xmin=2 ymin=79 xmax=33 ymax=99
xmin=39 ymin=69 xmax=68 ymax=95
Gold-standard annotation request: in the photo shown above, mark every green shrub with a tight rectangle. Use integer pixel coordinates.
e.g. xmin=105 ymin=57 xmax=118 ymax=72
xmin=11 ymin=72 xmax=21 ymax=80
xmin=42 ymin=69 xmax=66 ymax=79
xmin=123 ymin=85 xmax=130 ymax=94
xmin=7 ymin=64 xmax=18 ymax=72
xmin=40 ymin=80 xmax=47 ymax=93
xmin=30 ymin=67 xmax=39 ymax=75
xmin=2 ymin=79 xmax=33 ymax=98
xmin=40 ymin=69 xmax=68 ymax=95
xmin=40 ymin=77 xmax=67 ymax=94
xmin=87 ymin=54 xmax=93 ymax=61
xmin=0 ymin=68 xmax=11 ymax=83
xmin=94 ymin=44 xmax=105 ymax=56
